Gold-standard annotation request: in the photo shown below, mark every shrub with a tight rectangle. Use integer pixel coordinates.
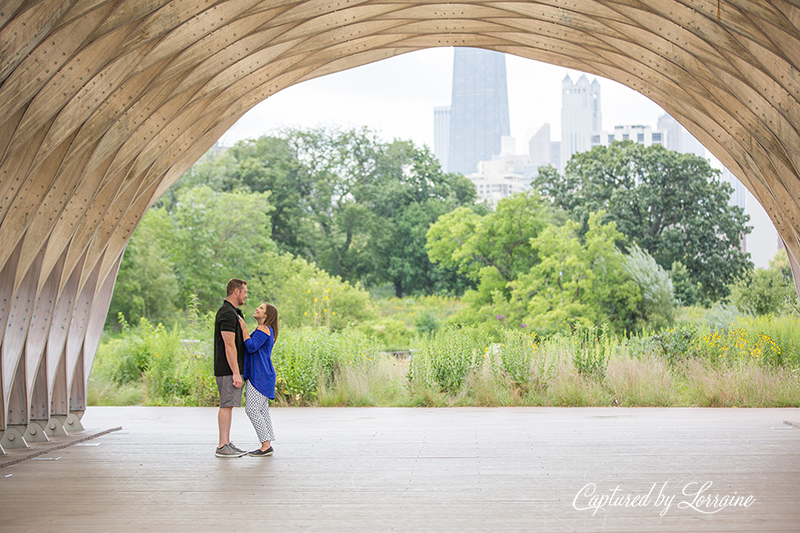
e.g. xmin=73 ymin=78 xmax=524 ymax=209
xmin=728 ymin=250 xmax=798 ymax=315
xmin=90 ymin=317 xmax=218 ymax=406
xmin=623 ymin=244 xmax=675 ymax=330
xmin=251 ymin=254 xmax=372 ymax=330
xmin=488 ymin=329 xmax=538 ymax=391
xmin=567 ymin=324 xmax=615 ymax=379
xmin=731 ymin=315 xmax=800 ymax=368
xmin=272 ymin=328 xmax=382 ymax=403
xmin=409 ymin=326 xmax=484 ymax=394
xmin=647 ymin=325 xmax=697 ymax=364
xmin=415 ymin=310 xmax=441 ymax=335
xmin=694 ymin=328 xmax=782 ymax=367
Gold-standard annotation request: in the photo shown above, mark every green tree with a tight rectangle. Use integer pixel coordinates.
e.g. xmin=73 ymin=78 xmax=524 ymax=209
xmin=427 ymin=192 xmax=557 ymax=305
xmin=622 ymin=244 xmax=675 ymax=330
xmin=149 ymin=127 xmax=477 ymax=304
xmin=670 ymin=260 xmax=701 ymax=306
xmin=224 ymin=136 xmax=316 ymax=257
xmin=200 ymin=127 xmax=477 ymax=296
xmin=534 ymin=141 xmax=752 ymax=302
xmin=510 ymin=212 xmax=641 ymax=334
xmin=728 ymin=249 xmax=799 ymax=315
xmin=168 ymin=185 xmax=276 ymax=311
xmin=249 ymin=252 xmax=372 ymax=330
xmin=283 ymin=127 xmax=477 ymax=295
xmin=105 ymin=209 xmax=179 ymax=329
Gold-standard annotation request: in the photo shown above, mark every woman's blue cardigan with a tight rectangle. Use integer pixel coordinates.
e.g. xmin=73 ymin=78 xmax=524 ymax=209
xmin=243 ymin=326 xmax=276 ymax=399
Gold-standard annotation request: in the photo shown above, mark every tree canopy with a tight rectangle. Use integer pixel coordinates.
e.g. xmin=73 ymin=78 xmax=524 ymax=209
xmin=169 ymin=127 xmax=476 ymax=297
xmin=427 ymin=195 xmax=662 ymax=334
xmin=534 ymin=141 xmax=752 ymax=303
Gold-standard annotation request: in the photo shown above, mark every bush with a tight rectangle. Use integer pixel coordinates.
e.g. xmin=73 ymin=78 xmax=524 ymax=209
xmin=694 ymin=327 xmax=782 ymax=367
xmin=733 ymin=315 xmax=800 ymax=368
xmin=623 ymin=244 xmax=675 ymax=329
xmin=629 ymin=325 xmax=697 ymax=364
xmin=90 ymin=317 xmax=218 ymax=406
xmin=409 ymin=326 xmax=485 ymax=394
xmin=567 ymin=324 xmax=615 ymax=379
xmin=251 ymin=253 xmax=372 ymax=330
xmin=728 ymin=250 xmax=798 ymax=315
xmin=272 ymin=328 xmax=382 ymax=403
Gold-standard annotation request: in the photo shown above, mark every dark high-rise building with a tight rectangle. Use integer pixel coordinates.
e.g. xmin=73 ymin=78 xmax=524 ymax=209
xmin=447 ymin=48 xmax=510 ymax=175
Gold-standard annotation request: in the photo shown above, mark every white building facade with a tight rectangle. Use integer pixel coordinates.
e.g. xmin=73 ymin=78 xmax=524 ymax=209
xmin=466 ymin=159 xmax=527 ymax=205
xmin=560 ymin=74 xmax=602 ymax=172
xmin=528 ymin=123 xmax=552 ymax=169
xmin=433 ymin=105 xmax=451 ymax=171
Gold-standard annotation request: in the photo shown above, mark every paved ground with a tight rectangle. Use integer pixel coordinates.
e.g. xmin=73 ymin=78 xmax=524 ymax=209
xmin=1 ymin=406 xmax=798 ymax=532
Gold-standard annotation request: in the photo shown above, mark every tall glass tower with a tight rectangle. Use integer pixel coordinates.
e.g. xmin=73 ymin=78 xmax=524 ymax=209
xmin=447 ymin=48 xmax=510 ymax=175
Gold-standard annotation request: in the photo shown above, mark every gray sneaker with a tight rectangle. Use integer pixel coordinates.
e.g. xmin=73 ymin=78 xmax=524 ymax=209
xmin=215 ymin=443 xmax=246 ymax=458
xmin=228 ymin=442 xmax=247 ymax=454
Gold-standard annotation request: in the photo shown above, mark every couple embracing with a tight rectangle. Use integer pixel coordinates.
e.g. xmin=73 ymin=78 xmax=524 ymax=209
xmin=213 ymin=278 xmax=279 ymax=458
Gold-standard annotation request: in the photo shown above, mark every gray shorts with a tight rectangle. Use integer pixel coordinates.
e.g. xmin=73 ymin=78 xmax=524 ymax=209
xmin=216 ymin=375 xmax=243 ymax=408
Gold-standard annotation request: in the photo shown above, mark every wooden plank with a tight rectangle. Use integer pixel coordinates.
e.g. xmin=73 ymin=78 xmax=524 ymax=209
xmin=0 ymin=407 xmax=797 ymax=531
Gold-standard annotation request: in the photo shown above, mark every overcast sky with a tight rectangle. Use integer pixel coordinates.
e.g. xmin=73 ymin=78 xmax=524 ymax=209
xmin=218 ymin=48 xmax=668 ymax=153
xmin=215 ymin=47 xmax=780 ymax=267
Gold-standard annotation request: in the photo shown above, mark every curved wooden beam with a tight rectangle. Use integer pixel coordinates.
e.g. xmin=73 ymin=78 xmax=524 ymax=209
xmin=1 ymin=0 xmax=800 ymax=433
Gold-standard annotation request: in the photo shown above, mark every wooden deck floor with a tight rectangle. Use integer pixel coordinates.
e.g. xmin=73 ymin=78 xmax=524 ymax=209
xmin=1 ymin=406 xmax=798 ymax=532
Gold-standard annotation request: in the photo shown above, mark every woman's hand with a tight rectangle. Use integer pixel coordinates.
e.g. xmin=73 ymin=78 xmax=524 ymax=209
xmin=238 ymin=316 xmax=250 ymax=339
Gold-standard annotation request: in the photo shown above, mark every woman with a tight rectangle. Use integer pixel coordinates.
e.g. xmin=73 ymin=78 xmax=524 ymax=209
xmin=239 ymin=302 xmax=279 ymax=457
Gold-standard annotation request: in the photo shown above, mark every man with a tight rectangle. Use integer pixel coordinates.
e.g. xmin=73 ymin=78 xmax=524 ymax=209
xmin=213 ymin=278 xmax=248 ymax=457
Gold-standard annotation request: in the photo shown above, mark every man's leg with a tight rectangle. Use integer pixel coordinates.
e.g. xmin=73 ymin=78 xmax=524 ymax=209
xmin=218 ymin=406 xmax=233 ymax=448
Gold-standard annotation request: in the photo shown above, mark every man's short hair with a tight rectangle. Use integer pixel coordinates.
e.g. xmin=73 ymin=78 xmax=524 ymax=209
xmin=226 ymin=278 xmax=247 ymax=296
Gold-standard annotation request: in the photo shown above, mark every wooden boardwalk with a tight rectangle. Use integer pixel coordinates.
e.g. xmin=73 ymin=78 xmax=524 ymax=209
xmin=1 ymin=406 xmax=798 ymax=532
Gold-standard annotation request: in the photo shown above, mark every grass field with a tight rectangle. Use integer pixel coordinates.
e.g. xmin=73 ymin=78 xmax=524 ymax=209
xmin=89 ymin=311 xmax=800 ymax=408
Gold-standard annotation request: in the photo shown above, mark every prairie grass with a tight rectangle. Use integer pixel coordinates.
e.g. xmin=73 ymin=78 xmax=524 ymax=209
xmin=89 ymin=316 xmax=800 ymax=408
xmin=605 ymin=353 xmax=679 ymax=406
xmin=681 ymin=358 xmax=800 ymax=407
xmin=86 ymin=380 xmax=145 ymax=406
xmin=317 ymin=356 xmax=408 ymax=407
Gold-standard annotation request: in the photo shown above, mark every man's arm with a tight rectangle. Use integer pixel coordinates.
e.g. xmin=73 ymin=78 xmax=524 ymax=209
xmin=221 ymin=330 xmax=242 ymax=388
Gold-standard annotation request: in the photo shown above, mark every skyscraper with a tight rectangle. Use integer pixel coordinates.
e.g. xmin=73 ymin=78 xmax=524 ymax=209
xmin=447 ymin=48 xmax=510 ymax=175
xmin=657 ymin=113 xmax=706 ymax=158
xmin=560 ymin=74 xmax=601 ymax=171
xmin=528 ymin=123 xmax=552 ymax=169
xmin=433 ymin=105 xmax=451 ymax=171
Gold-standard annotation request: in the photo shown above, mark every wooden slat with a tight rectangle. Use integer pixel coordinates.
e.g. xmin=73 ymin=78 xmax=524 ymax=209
xmin=1 ymin=407 xmax=798 ymax=531
xmin=2 ymin=0 xmax=800 ymax=430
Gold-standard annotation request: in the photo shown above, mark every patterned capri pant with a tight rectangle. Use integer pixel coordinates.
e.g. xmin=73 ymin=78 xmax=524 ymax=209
xmin=245 ymin=380 xmax=275 ymax=443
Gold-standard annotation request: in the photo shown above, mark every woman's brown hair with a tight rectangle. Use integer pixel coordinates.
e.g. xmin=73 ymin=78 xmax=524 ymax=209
xmin=262 ymin=303 xmax=279 ymax=341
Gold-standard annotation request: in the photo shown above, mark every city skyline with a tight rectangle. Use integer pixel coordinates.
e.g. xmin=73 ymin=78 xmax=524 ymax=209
xmin=216 ymin=47 xmax=779 ymax=268
xmin=219 ymin=48 xmax=667 ymax=153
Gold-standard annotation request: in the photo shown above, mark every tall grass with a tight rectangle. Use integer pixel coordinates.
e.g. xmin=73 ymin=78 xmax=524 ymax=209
xmin=89 ymin=317 xmax=216 ymax=406
xmin=89 ymin=316 xmax=800 ymax=408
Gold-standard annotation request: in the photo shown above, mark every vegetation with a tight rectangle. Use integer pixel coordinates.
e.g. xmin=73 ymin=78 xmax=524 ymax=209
xmin=91 ymin=128 xmax=800 ymax=408
xmin=728 ymin=249 xmax=799 ymax=315
xmin=168 ymin=127 xmax=477 ymax=297
xmin=534 ymin=141 xmax=751 ymax=303
xmin=89 ymin=311 xmax=800 ymax=408
xmin=428 ymin=197 xmax=671 ymax=334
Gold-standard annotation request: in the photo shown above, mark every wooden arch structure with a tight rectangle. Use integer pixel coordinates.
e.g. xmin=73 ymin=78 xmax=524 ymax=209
xmin=2 ymin=0 xmax=800 ymax=449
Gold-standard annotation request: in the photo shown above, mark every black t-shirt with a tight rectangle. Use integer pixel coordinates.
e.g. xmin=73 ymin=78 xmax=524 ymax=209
xmin=213 ymin=300 xmax=246 ymax=377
